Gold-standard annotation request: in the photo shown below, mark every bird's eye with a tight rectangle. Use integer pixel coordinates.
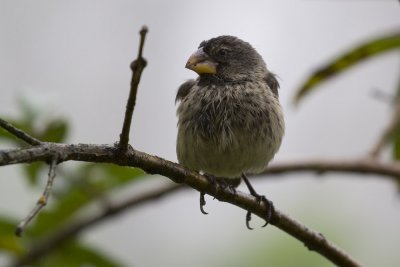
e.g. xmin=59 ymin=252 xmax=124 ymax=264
xmin=217 ymin=48 xmax=230 ymax=57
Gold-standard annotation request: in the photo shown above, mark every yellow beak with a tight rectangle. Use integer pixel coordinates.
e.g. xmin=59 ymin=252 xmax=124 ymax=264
xmin=185 ymin=47 xmax=217 ymax=74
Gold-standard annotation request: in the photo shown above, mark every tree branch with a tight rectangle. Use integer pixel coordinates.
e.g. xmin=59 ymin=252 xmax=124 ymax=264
xmin=15 ymin=156 xmax=58 ymax=236
xmin=263 ymin=159 xmax=400 ymax=182
xmin=10 ymin=183 xmax=183 ymax=267
xmin=118 ymin=26 xmax=148 ymax=151
xmin=369 ymin=70 xmax=400 ymax=158
xmin=0 ymin=117 xmax=42 ymax=146
xmin=0 ymin=142 xmax=363 ymax=267
xmin=369 ymin=97 xmax=400 ymax=158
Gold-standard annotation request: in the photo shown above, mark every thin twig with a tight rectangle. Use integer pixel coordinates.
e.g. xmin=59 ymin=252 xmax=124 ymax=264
xmin=0 ymin=117 xmax=42 ymax=146
xmin=0 ymin=143 xmax=365 ymax=267
xmin=10 ymin=183 xmax=183 ymax=267
xmin=15 ymin=156 xmax=58 ymax=237
xmin=369 ymin=97 xmax=400 ymax=158
xmin=370 ymin=70 xmax=400 ymax=159
xmin=262 ymin=158 xmax=400 ymax=181
xmin=118 ymin=25 xmax=148 ymax=151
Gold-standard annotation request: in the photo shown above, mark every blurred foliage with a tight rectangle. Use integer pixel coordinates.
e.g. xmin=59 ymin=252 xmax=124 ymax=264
xmin=0 ymin=102 xmax=145 ymax=266
xmin=0 ymin=218 xmax=26 ymax=256
xmin=392 ymin=79 xmax=400 ymax=161
xmin=31 ymin=241 xmax=124 ymax=267
xmin=295 ymin=31 xmax=400 ymax=164
xmin=0 ymin=100 xmax=68 ymax=185
xmin=295 ymin=31 xmax=400 ymax=104
xmin=393 ymin=127 xmax=400 ymax=160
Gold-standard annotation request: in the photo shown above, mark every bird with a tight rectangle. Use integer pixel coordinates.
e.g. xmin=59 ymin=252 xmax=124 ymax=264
xmin=175 ymin=35 xmax=284 ymax=229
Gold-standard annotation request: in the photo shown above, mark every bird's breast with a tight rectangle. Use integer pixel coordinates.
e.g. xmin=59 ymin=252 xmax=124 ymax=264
xmin=176 ymin=81 xmax=284 ymax=177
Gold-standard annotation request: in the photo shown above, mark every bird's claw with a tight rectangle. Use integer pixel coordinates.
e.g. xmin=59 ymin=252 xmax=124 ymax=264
xmin=241 ymin=174 xmax=274 ymax=229
xmin=258 ymin=195 xmax=274 ymax=227
xmin=198 ymin=174 xmax=218 ymax=215
xmin=200 ymin=192 xmax=208 ymax=215
xmin=246 ymin=211 xmax=253 ymax=230
xmin=246 ymin=194 xmax=274 ymax=229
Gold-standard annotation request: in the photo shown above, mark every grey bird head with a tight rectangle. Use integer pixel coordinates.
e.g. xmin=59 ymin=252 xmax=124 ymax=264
xmin=185 ymin=36 xmax=268 ymax=83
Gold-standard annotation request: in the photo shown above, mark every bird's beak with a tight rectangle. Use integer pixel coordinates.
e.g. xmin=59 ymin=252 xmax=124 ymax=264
xmin=185 ymin=47 xmax=217 ymax=74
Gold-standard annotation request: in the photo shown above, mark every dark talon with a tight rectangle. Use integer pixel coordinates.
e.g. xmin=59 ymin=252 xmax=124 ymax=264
xmin=200 ymin=192 xmax=208 ymax=215
xmin=252 ymin=193 xmax=274 ymax=227
xmin=258 ymin=196 xmax=274 ymax=227
xmin=242 ymin=174 xmax=274 ymax=228
xmin=204 ymin=174 xmax=217 ymax=188
xmin=246 ymin=211 xmax=253 ymax=230
xmin=261 ymin=219 xmax=268 ymax=227
xmin=198 ymin=174 xmax=217 ymax=215
xmin=228 ymin=185 xmax=236 ymax=195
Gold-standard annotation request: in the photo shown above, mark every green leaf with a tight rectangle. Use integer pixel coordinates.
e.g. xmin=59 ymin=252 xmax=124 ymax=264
xmin=0 ymin=99 xmax=38 ymax=145
xmin=28 ymin=164 xmax=144 ymax=237
xmin=295 ymin=31 xmax=400 ymax=104
xmin=63 ymin=163 xmax=145 ymax=196
xmin=89 ymin=163 xmax=145 ymax=189
xmin=28 ymin=187 xmax=92 ymax=237
xmin=35 ymin=241 xmax=126 ymax=267
xmin=39 ymin=119 xmax=68 ymax=143
xmin=0 ymin=118 xmax=35 ymax=146
xmin=0 ymin=100 xmax=68 ymax=145
xmin=392 ymin=75 xmax=400 ymax=160
xmin=23 ymin=162 xmax=46 ymax=185
xmin=0 ymin=217 xmax=25 ymax=256
xmin=393 ymin=134 xmax=400 ymax=160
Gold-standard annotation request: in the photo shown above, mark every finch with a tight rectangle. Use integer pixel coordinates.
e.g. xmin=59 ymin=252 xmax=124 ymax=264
xmin=176 ymin=36 xmax=284 ymax=228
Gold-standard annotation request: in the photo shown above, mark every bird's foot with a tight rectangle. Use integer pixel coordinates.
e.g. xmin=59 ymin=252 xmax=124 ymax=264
xmin=215 ymin=177 xmax=237 ymax=195
xmin=242 ymin=174 xmax=274 ymax=230
xmin=199 ymin=174 xmax=218 ymax=215
xmin=245 ymin=194 xmax=274 ymax=230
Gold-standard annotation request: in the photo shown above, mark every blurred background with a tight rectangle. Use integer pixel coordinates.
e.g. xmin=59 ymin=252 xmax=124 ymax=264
xmin=0 ymin=0 xmax=400 ymax=266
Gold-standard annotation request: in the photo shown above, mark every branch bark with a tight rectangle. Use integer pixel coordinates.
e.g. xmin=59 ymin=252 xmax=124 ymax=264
xmin=119 ymin=26 xmax=148 ymax=151
xmin=0 ymin=118 xmax=42 ymax=146
xmin=0 ymin=142 xmax=363 ymax=267
xmin=16 ymin=156 xmax=58 ymax=236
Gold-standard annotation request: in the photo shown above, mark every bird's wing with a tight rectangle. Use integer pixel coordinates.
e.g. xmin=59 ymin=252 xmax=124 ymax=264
xmin=175 ymin=79 xmax=196 ymax=103
xmin=264 ymin=72 xmax=280 ymax=97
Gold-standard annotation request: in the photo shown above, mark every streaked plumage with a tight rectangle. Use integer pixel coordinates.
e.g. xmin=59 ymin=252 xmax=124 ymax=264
xmin=176 ymin=36 xmax=284 ymax=180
